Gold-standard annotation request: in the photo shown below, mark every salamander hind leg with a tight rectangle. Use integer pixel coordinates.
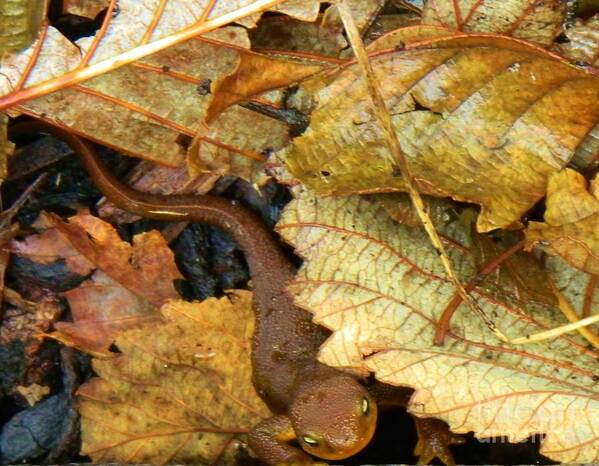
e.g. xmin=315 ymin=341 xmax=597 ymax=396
xmin=413 ymin=417 xmax=465 ymax=466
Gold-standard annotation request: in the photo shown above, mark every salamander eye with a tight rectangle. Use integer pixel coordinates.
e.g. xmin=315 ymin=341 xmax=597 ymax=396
xmin=302 ymin=435 xmax=319 ymax=446
xmin=361 ymin=397 xmax=369 ymax=415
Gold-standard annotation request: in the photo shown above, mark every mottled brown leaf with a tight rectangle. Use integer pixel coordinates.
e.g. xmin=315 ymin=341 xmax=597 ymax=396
xmin=556 ymin=14 xmax=599 ymax=66
xmin=61 ymin=0 xmax=109 ymax=19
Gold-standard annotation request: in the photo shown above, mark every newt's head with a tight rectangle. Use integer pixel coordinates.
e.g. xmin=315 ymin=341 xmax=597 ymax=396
xmin=290 ymin=374 xmax=377 ymax=460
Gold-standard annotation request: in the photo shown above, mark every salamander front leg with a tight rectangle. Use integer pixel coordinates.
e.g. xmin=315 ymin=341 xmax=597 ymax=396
xmin=249 ymin=415 xmax=324 ymax=465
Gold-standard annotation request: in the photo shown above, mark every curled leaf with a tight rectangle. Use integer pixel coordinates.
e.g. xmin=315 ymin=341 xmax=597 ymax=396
xmin=526 ymin=168 xmax=599 ymax=275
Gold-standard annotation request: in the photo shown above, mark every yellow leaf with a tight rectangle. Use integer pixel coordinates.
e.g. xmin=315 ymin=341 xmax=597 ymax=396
xmin=527 ymin=168 xmax=599 ymax=275
xmin=277 ymin=190 xmax=599 ymax=463
xmin=78 ymin=291 xmax=271 ymax=465
xmin=281 ymin=34 xmax=599 ymax=232
xmin=421 ymin=0 xmax=567 ymax=46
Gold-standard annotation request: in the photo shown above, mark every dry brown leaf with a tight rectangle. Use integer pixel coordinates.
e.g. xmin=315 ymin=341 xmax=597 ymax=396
xmin=281 ymin=34 xmax=599 ymax=232
xmin=249 ymin=15 xmax=348 ymax=57
xmin=78 ymin=291 xmax=271 ymax=465
xmin=0 ymin=0 xmax=45 ymax=52
xmin=0 ymin=0 xmax=301 ymax=109
xmin=61 ymin=0 xmax=109 ymax=19
xmin=277 ymin=190 xmax=599 ymax=463
xmin=526 ymin=168 xmax=599 ymax=275
xmin=421 ymin=0 xmax=566 ymax=46
xmin=206 ymin=51 xmax=325 ymax=122
xmin=11 ymin=211 xmax=181 ymax=355
xmin=556 ymin=14 xmax=599 ymax=66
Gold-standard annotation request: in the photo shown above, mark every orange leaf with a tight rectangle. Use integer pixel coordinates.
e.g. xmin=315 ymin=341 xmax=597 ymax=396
xmin=11 ymin=211 xmax=182 ymax=355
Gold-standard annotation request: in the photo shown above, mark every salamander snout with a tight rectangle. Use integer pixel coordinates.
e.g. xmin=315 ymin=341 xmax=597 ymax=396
xmin=290 ymin=374 xmax=378 ymax=460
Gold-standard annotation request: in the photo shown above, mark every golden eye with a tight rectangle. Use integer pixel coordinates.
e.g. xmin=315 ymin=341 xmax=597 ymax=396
xmin=361 ymin=397 xmax=369 ymax=415
xmin=302 ymin=435 xmax=319 ymax=446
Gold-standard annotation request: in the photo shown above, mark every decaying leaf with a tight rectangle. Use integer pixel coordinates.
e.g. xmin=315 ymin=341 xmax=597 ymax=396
xmin=10 ymin=212 xmax=181 ymax=355
xmin=556 ymin=14 xmax=599 ymax=66
xmin=277 ymin=190 xmax=599 ymax=463
xmin=526 ymin=168 xmax=599 ymax=276
xmin=322 ymin=0 xmax=387 ymax=38
xmin=78 ymin=292 xmax=270 ymax=465
xmin=421 ymin=0 xmax=566 ymax=46
xmin=0 ymin=0 xmax=45 ymax=52
xmin=281 ymin=34 xmax=599 ymax=232
xmin=0 ymin=0 xmax=302 ymax=109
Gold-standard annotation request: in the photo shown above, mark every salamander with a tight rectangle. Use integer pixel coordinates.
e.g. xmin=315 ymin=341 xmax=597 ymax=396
xmin=11 ymin=121 xmax=461 ymax=465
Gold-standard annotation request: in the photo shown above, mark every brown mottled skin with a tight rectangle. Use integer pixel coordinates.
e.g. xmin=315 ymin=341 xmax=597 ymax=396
xmin=14 ymin=121 xmax=462 ymax=465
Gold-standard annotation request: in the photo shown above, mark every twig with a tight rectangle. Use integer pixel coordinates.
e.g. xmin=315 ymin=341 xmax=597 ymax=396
xmin=434 ymin=240 xmax=526 ymax=345
xmin=336 ymin=1 xmax=510 ymax=343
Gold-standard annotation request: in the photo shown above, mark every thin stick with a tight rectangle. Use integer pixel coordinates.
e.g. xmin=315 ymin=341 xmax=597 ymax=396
xmin=543 ymin=280 xmax=599 ymax=349
xmin=510 ymin=312 xmax=599 ymax=346
xmin=336 ymin=1 xmax=510 ymax=343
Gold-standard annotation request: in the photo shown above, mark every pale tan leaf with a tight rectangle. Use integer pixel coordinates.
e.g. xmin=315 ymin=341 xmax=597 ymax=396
xmin=526 ymin=169 xmax=599 ymax=275
xmin=323 ymin=0 xmax=387 ymax=37
xmin=78 ymin=292 xmax=271 ymax=465
xmin=0 ymin=0 xmax=297 ymax=109
xmin=281 ymin=34 xmax=599 ymax=232
xmin=421 ymin=0 xmax=567 ymax=46
xmin=277 ymin=191 xmax=599 ymax=463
